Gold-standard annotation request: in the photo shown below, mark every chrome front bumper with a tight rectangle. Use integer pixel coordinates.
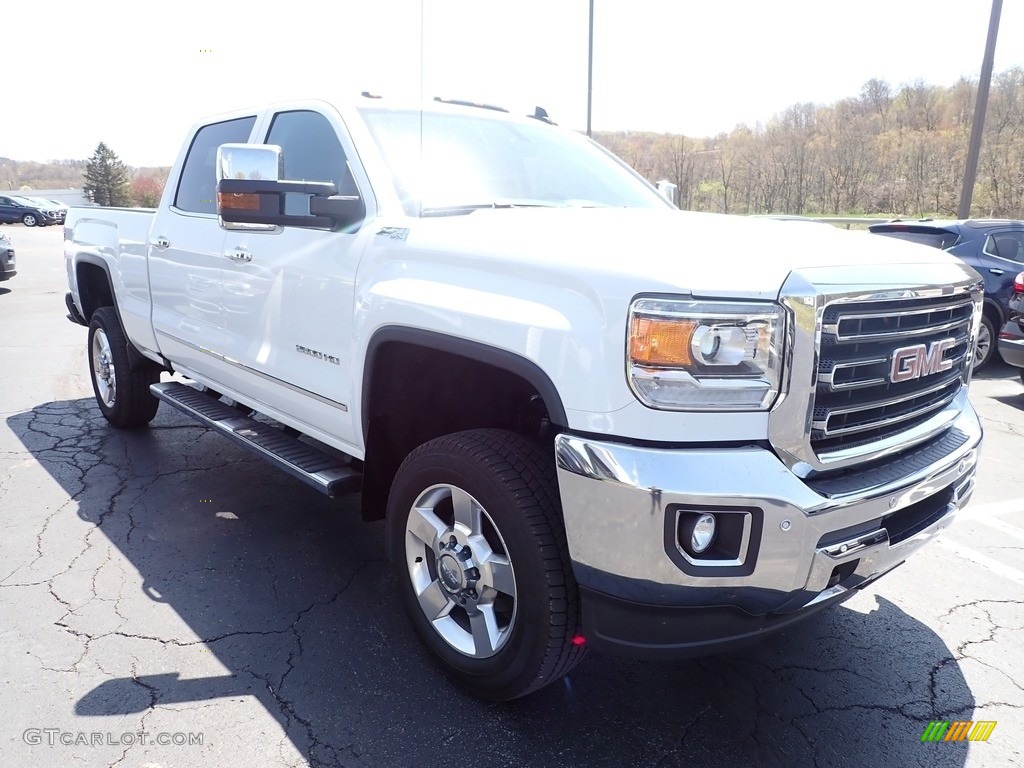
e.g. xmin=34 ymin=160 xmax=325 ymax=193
xmin=554 ymin=403 xmax=981 ymax=656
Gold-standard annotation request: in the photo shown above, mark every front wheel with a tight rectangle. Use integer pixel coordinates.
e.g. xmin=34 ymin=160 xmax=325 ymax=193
xmin=22 ymin=213 xmax=37 ymax=227
xmin=88 ymin=307 xmax=160 ymax=428
xmin=387 ymin=429 xmax=584 ymax=700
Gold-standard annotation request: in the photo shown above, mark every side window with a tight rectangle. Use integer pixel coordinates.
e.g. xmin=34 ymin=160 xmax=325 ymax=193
xmin=266 ymin=110 xmax=357 ymax=215
xmin=985 ymin=233 xmax=1024 ymax=263
xmin=175 ymin=116 xmax=256 ymax=214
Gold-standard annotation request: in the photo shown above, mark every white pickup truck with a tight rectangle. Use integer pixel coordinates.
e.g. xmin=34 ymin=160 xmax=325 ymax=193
xmin=65 ymin=97 xmax=984 ymax=700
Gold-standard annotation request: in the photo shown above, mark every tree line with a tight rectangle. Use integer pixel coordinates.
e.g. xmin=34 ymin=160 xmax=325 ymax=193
xmin=595 ymin=67 xmax=1024 ymax=219
xmin=5 ymin=68 xmax=1023 ymax=217
xmin=0 ymin=148 xmax=167 ymax=208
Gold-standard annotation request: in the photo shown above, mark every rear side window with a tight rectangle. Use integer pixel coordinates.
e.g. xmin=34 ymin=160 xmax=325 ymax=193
xmin=175 ymin=116 xmax=256 ymax=214
xmin=869 ymin=227 xmax=959 ymax=250
xmin=984 ymin=233 xmax=1024 ymax=263
xmin=266 ymin=110 xmax=357 ymax=216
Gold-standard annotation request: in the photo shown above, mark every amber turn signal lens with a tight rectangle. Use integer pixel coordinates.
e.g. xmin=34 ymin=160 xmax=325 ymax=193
xmin=629 ymin=317 xmax=696 ymax=366
xmin=217 ymin=192 xmax=260 ymax=211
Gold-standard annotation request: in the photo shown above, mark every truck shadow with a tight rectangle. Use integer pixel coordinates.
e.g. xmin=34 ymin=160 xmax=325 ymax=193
xmin=9 ymin=397 xmax=976 ymax=768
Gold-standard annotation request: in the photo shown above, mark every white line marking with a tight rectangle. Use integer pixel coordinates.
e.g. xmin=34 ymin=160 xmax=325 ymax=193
xmin=955 ymin=498 xmax=1024 ymax=519
xmin=960 ymin=515 xmax=1024 ymax=545
xmin=937 ymin=539 xmax=1024 ymax=587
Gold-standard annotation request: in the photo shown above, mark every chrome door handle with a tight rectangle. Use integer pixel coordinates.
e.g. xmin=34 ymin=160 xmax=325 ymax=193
xmin=989 ymin=268 xmax=1004 ymax=275
xmin=225 ymin=248 xmax=252 ymax=263
xmin=150 ymin=236 xmax=170 ymax=250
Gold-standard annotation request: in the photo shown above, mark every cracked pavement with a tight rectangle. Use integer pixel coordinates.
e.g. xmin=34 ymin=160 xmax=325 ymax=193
xmin=2 ymin=226 xmax=1022 ymax=767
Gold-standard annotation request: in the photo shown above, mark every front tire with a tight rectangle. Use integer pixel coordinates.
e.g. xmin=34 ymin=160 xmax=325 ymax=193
xmin=87 ymin=307 xmax=160 ymax=428
xmin=22 ymin=213 xmax=37 ymax=227
xmin=387 ymin=429 xmax=584 ymax=700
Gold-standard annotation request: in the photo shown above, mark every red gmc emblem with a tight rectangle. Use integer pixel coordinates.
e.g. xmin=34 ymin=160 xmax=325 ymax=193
xmin=889 ymin=338 xmax=956 ymax=383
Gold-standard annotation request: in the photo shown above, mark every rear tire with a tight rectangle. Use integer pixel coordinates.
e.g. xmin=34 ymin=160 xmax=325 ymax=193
xmin=87 ymin=307 xmax=160 ymax=428
xmin=973 ymin=315 xmax=996 ymax=370
xmin=387 ymin=429 xmax=584 ymax=700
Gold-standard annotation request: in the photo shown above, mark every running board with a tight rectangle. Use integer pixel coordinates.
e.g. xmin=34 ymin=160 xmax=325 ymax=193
xmin=151 ymin=382 xmax=361 ymax=498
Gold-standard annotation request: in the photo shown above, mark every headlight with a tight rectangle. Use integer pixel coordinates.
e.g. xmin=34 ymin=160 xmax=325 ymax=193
xmin=627 ymin=298 xmax=785 ymax=411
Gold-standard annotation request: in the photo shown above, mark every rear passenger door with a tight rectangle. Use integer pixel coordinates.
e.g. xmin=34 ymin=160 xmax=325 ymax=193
xmin=217 ymin=107 xmax=366 ymax=451
xmin=149 ymin=114 xmax=259 ymax=380
xmin=978 ymin=230 xmax=1024 ymax=311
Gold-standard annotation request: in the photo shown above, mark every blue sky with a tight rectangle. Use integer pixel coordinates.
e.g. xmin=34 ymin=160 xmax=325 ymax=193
xmin=5 ymin=0 xmax=1023 ymax=166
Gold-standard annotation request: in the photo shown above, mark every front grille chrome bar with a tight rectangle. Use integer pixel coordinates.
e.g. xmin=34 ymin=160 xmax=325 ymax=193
xmin=768 ymin=263 xmax=984 ymax=477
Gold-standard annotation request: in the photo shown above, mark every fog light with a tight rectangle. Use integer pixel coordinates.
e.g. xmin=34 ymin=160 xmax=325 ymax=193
xmin=691 ymin=513 xmax=717 ymax=553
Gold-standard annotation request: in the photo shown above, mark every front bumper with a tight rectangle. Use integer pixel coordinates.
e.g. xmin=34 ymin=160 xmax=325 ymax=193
xmin=554 ymin=403 xmax=981 ymax=659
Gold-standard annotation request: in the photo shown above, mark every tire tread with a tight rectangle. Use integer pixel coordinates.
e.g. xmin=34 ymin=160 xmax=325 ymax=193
xmin=89 ymin=307 xmax=160 ymax=428
xmin=396 ymin=428 xmax=585 ymax=699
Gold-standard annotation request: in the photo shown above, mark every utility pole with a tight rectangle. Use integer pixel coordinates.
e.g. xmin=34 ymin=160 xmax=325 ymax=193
xmin=587 ymin=0 xmax=594 ymax=137
xmin=958 ymin=0 xmax=1002 ymax=219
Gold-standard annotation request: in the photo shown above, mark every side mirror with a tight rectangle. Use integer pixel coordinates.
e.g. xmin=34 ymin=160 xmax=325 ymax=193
xmin=215 ymin=144 xmax=365 ymax=231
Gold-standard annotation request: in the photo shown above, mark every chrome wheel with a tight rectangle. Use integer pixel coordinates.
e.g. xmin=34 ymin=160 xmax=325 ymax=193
xmin=404 ymin=483 xmax=517 ymax=658
xmin=91 ymin=327 xmax=116 ymax=407
xmin=22 ymin=214 xmax=37 ymax=227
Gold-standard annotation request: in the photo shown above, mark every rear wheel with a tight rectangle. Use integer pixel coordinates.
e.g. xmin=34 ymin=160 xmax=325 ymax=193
xmin=88 ymin=307 xmax=160 ymax=428
xmin=387 ymin=429 xmax=584 ymax=700
xmin=22 ymin=213 xmax=37 ymax=227
xmin=973 ymin=315 xmax=996 ymax=371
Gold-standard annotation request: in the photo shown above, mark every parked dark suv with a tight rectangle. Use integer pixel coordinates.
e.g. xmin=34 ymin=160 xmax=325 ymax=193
xmin=869 ymin=219 xmax=1024 ymax=370
xmin=0 ymin=195 xmax=63 ymax=227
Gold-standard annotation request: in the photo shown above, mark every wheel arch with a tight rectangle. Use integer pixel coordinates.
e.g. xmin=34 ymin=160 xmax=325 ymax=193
xmin=359 ymin=327 xmax=568 ymax=521
xmin=75 ymin=256 xmax=116 ymax=322
xmin=982 ymin=297 xmax=1004 ymax=328
xmin=76 ymin=257 xmax=163 ymax=373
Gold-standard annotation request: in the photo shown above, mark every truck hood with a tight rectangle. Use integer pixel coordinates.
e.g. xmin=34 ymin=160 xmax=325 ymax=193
xmin=402 ymin=208 xmax=970 ymax=300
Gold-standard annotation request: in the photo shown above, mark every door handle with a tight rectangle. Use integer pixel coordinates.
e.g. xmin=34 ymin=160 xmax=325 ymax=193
xmin=150 ymin=236 xmax=170 ymax=250
xmin=224 ymin=248 xmax=252 ymax=263
xmin=989 ymin=268 xmax=1004 ymax=276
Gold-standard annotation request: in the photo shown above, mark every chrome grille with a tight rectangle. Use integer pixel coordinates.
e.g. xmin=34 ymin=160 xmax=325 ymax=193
xmin=811 ymin=296 xmax=973 ymax=456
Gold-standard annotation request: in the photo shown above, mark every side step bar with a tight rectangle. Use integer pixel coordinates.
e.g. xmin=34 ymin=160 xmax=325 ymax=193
xmin=151 ymin=382 xmax=361 ymax=498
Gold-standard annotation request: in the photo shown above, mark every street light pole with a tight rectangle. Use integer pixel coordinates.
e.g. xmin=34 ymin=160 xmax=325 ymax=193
xmin=587 ymin=0 xmax=594 ymax=137
xmin=958 ymin=0 xmax=1002 ymax=219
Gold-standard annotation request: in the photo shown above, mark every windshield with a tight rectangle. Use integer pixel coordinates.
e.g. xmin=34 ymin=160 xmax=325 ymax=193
xmin=358 ymin=107 xmax=669 ymax=216
xmin=9 ymin=196 xmax=34 ymax=206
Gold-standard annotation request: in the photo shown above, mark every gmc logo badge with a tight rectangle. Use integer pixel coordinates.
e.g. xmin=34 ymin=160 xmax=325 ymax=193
xmin=889 ymin=338 xmax=955 ymax=383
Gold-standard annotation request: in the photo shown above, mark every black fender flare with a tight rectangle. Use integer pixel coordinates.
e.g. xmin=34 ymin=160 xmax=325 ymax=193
xmin=74 ymin=256 xmax=165 ymax=372
xmin=361 ymin=326 xmax=569 ymax=443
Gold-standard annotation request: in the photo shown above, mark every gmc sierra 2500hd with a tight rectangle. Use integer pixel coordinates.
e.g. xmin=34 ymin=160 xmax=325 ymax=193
xmin=64 ymin=97 xmax=983 ymax=700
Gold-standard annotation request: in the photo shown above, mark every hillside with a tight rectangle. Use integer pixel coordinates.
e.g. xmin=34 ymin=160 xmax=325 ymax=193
xmin=594 ymin=68 xmax=1024 ymax=219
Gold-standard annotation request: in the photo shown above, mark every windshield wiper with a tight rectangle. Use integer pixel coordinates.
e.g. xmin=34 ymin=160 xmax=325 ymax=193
xmin=420 ymin=200 xmax=562 ymax=217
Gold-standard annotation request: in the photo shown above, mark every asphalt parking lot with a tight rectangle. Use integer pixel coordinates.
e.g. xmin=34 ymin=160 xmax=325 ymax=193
xmin=1 ymin=223 xmax=1022 ymax=768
